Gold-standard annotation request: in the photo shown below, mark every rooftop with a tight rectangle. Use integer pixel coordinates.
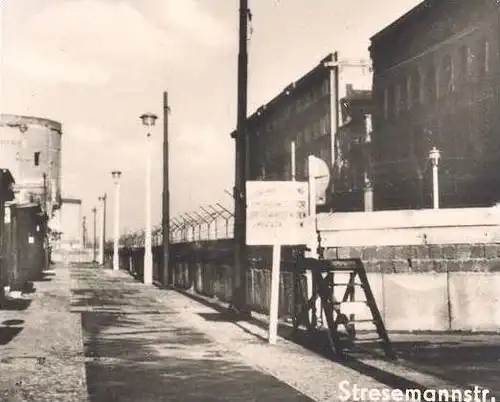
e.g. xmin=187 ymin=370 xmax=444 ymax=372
xmin=0 ymin=114 xmax=62 ymax=133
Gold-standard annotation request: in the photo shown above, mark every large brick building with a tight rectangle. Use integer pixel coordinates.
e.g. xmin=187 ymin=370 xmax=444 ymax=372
xmin=369 ymin=0 xmax=500 ymax=210
xmin=240 ymin=53 xmax=373 ymax=211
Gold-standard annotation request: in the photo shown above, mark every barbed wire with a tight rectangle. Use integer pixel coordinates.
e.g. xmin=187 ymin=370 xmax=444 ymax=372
xmin=119 ymin=202 xmax=235 ymax=247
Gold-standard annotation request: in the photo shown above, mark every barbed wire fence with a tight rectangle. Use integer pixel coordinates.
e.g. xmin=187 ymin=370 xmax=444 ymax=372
xmin=120 ymin=203 xmax=235 ymax=247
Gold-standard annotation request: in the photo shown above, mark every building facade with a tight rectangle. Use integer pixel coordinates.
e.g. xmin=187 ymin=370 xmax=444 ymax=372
xmin=0 ymin=114 xmax=63 ymax=215
xmin=241 ymin=53 xmax=373 ymax=211
xmin=369 ymin=0 xmax=500 ymax=210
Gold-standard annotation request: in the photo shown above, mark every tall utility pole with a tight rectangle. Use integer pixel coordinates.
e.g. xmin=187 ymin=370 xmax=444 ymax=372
xmin=230 ymin=0 xmax=250 ymax=316
xmin=91 ymin=206 xmax=97 ymax=262
xmin=163 ymin=91 xmax=170 ymax=286
xmin=82 ymin=216 xmax=87 ymax=249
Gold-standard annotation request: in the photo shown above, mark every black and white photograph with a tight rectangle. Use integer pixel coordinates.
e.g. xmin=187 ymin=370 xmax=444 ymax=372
xmin=1 ymin=0 xmax=500 ymax=401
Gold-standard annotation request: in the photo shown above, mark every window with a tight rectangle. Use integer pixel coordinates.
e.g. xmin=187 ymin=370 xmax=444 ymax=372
xmin=413 ymin=69 xmax=422 ymax=104
xmin=467 ymin=47 xmax=474 ymax=75
xmin=425 ymin=65 xmax=436 ymax=101
xmin=296 ymin=131 xmax=303 ymax=147
xmin=34 ymin=152 xmax=40 ymax=166
xmin=459 ymin=45 xmax=473 ymax=79
xmin=442 ymin=54 xmax=454 ymax=93
xmin=304 ymin=126 xmax=312 ymax=143
xmin=313 ymin=121 xmax=321 ymax=138
xmin=435 ymin=67 xmax=440 ymax=99
xmin=296 ymin=99 xmax=302 ymax=113
xmin=479 ymin=38 xmax=490 ymax=75
xmin=485 ymin=40 xmax=490 ymax=73
xmin=406 ymin=75 xmax=412 ymax=109
xmin=322 ymin=79 xmax=330 ymax=96
xmin=305 ymin=92 xmax=312 ymax=107
xmin=320 ymin=116 xmax=327 ymax=135
xmin=387 ymin=84 xmax=394 ymax=116
xmin=394 ymin=84 xmax=401 ymax=115
xmin=383 ymin=88 xmax=388 ymax=119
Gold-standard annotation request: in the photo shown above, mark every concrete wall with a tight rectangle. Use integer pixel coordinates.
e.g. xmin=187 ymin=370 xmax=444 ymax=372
xmin=121 ymin=206 xmax=500 ymax=332
xmin=165 ymin=261 xmax=500 ymax=332
xmin=317 ymin=207 xmax=500 ymax=331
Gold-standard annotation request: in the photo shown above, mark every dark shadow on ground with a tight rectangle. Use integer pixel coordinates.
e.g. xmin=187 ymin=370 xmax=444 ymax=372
xmin=71 ymin=288 xmax=142 ymax=309
xmin=198 ymin=312 xmax=269 ymax=342
xmin=389 ymin=340 xmax=500 ymax=397
xmin=2 ymin=319 xmax=24 ymax=326
xmin=85 ymin=357 xmax=312 ymax=402
xmin=0 ymin=298 xmax=32 ymax=311
xmin=0 ymin=326 xmax=23 ymax=345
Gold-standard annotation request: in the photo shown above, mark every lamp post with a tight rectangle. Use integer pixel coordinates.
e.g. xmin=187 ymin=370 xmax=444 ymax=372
xmin=98 ymin=194 xmax=107 ymax=265
xmin=429 ymin=146 xmax=441 ymax=209
xmin=91 ymin=206 xmax=97 ymax=262
xmin=111 ymin=170 xmax=122 ymax=271
xmin=363 ymin=113 xmax=374 ymax=212
xmin=140 ymin=112 xmax=158 ymax=285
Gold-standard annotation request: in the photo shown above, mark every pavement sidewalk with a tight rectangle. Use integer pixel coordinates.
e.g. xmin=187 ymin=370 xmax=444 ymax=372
xmin=0 ymin=263 xmax=88 ymax=402
xmin=71 ymin=263 xmax=313 ymax=402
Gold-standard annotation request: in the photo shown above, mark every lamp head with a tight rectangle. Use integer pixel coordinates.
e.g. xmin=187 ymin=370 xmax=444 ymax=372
xmin=428 ymin=146 xmax=441 ymax=165
xmin=139 ymin=113 xmax=158 ymax=127
xmin=111 ymin=170 xmax=122 ymax=183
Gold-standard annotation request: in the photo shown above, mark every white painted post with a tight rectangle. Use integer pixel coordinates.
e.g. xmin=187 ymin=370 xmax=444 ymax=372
xmin=429 ymin=147 xmax=441 ymax=210
xmin=291 ymin=141 xmax=296 ymax=182
xmin=306 ymin=155 xmax=321 ymax=326
xmin=144 ymin=133 xmax=153 ymax=285
xmin=98 ymin=197 xmax=105 ymax=265
xmin=112 ymin=171 xmax=121 ymax=271
xmin=307 ymin=155 xmax=318 ymax=258
xmin=268 ymin=243 xmax=281 ymax=344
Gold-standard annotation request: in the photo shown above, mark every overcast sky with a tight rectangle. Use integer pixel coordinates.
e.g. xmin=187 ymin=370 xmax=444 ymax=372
xmin=1 ymin=0 xmax=421 ymax=235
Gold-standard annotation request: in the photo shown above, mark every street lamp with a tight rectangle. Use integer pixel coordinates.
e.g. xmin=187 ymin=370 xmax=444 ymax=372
xmin=98 ymin=194 xmax=107 ymax=265
xmin=429 ymin=146 xmax=441 ymax=209
xmin=91 ymin=206 xmax=97 ymax=262
xmin=111 ymin=170 xmax=122 ymax=271
xmin=140 ymin=112 xmax=158 ymax=285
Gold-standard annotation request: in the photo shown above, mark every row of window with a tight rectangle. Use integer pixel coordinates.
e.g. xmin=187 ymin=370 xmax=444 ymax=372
xmin=260 ymin=113 xmax=330 ymax=161
xmin=296 ymin=79 xmax=330 ymax=114
xmin=296 ymin=115 xmax=330 ymax=147
xmin=254 ymin=79 xmax=330 ymax=137
xmin=383 ymin=37 xmax=491 ymax=118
